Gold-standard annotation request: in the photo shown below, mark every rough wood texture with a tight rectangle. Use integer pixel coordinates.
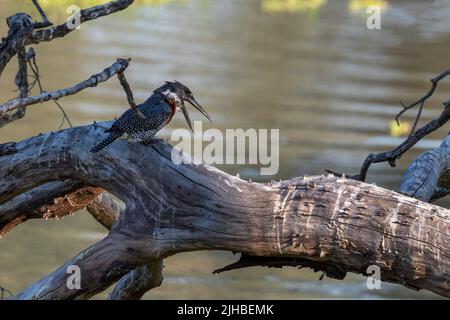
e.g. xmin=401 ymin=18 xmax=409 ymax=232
xmin=401 ymin=134 xmax=450 ymax=202
xmin=1 ymin=122 xmax=448 ymax=299
xmin=0 ymin=13 xmax=34 ymax=76
xmin=108 ymin=260 xmax=163 ymax=300
xmin=0 ymin=176 xmax=162 ymax=300
xmin=0 ymin=180 xmax=101 ymax=237
xmin=86 ymin=192 xmax=121 ymax=229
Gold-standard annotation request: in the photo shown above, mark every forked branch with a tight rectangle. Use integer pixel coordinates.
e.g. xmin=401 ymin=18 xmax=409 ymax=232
xmin=30 ymin=0 xmax=52 ymax=29
xmin=328 ymin=69 xmax=450 ymax=182
xmin=0 ymin=58 xmax=130 ymax=127
xmin=396 ymin=69 xmax=450 ymax=136
xmin=0 ymin=0 xmax=134 ymax=75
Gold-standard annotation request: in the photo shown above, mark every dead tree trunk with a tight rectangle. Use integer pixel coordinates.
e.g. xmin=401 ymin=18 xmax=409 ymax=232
xmin=0 ymin=0 xmax=449 ymax=300
xmin=0 ymin=122 xmax=448 ymax=299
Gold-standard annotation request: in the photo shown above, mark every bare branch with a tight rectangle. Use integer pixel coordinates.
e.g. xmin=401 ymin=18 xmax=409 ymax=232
xmin=24 ymin=48 xmax=74 ymax=128
xmin=0 ymin=0 xmax=134 ymax=75
xmin=2 ymin=123 xmax=448 ymax=298
xmin=1 ymin=47 xmax=30 ymax=124
xmin=0 ymin=142 xmax=16 ymax=156
xmin=3 ymin=47 xmax=74 ymax=128
xmin=13 ymin=233 xmax=150 ymax=300
xmin=54 ymin=99 xmax=73 ymax=129
xmin=0 ymin=181 xmax=102 ymax=237
xmin=26 ymin=48 xmax=42 ymax=93
xmin=85 ymin=191 xmax=164 ymax=301
xmin=27 ymin=0 xmax=134 ymax=45
xmin=328 ymin=102 xmax=450 ymax=182
xmin=396 ymin=69 xmax=450 ymax=135
xmin=0 ymin=38 xmax=30 ymax=126
xmin=355 ymin=100 xmax=450 ymax=181
xmin=0 ymin=14 xmax=33 ymax=76
xmin=108 ymin=261 xmax=163 ymax=300
xmin=0 ymin=58 xmax=130 ymax=127
xmin=117 ymin=69 xmax=146 ymax=118
xmin=0 ymin=173 xmax=163 ymax=300
xmin=30 ymin=0 xmax=52 ymax=29
xmin=327 ymin=70 xmax=450 ymax=182
xmin=0 ymin=286 xmax=13 ymax=300
xmin=16 ymin=48 xmax=28 ymax=99
xmin=400 ymin=134 xmax=450 ymax=202
xmin=214 ymin=254 xmax=346 ymax=280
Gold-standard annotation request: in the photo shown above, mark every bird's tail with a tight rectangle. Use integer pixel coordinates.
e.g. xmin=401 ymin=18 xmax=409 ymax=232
xmin=90 ymin=130 xmax=123 ymax=153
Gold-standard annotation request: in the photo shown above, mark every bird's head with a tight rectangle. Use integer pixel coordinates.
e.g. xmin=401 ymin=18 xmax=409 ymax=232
xmin=155 ymin=80 xmax=211 ymax=131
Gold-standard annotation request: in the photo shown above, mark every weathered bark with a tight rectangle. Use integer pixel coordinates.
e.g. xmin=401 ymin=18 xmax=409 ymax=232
xmin=0 ymin=180 xmax=101 ymax=237
xmin=13 ymin=232 xmax=153 ymax=300
xmin=1 ymin=123 xmax=448 ymax=299
xmin=0 ymin=175 xmax=162 ymax=299
xmin=0 ymin=13 xmax=34 ymax=76
xmin=87 ymin=192 xmax=121 ymax=229
xmin=401 ymin=134 xmax=450 ymax=202
xmin=108 ymin=260 xmax=163 ymax=300
xmin=84 ymin=192 xmax=164 ymax=300
xmin=26 ymin=0 xmax=134 ymax=46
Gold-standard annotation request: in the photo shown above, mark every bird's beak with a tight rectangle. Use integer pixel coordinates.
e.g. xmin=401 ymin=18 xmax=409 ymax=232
xmin=180 ymin=102 xmax=194 ymax=132
xmin=187 ymin=97 xmax=212 ymax=123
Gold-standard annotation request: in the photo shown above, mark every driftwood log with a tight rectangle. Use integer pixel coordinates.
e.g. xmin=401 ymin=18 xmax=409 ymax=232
xmin=400 ymin=134 xmax=450 ymax=202
xmin=0 ymin=0 xmax=449 ymax=300
xmin=0 ymin=122 xmax=448 ymax=299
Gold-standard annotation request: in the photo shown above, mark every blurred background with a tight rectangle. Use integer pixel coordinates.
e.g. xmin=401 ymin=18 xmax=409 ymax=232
xmin=1 ymin=0 xmax=449 ymax=299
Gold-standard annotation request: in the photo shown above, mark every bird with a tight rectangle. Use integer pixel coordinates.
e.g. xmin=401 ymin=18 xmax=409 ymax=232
xmin=90 ymin=81 xmax=211 ymax=153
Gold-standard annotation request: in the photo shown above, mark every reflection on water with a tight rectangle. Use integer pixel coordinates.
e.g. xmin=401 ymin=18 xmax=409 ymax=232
xmin=262 ymin=0 xmax=327 ymax=13
xmin=348 ymin=0 xmax=389 ymax=13
xmin=1 ymin=0 xmax=449 ymax=299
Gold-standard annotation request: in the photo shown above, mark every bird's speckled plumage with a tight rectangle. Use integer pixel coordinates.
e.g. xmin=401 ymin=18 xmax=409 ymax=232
xmin=90 ymin=81 xmax=210 ymax=153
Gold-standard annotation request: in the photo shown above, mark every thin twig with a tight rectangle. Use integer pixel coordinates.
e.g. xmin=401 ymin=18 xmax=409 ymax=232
xmin=16 ymin=48 xmax=28 ymax=99
xmin=328 ymin=70 xmax=450 ymax=181
xmin=0 ymin=142 xmax=17 ymax=156
xmin=117 ymin=68 xmax=146 ymax=118
xmin=31 ymin=0 xmax=52 ymax=29
xmin=327 ymin=100 xmax=450 ymax=182
xmin=3 ymin=46 xmax=30 ymax=124
xmin=396 ymin=69 xmax=450 ymax=136
xmin=0 ymin=286 xmax=13 ymax=300
xmin=25 ymin=48 xmax=73 ymax=128
xmin=27 ymin=49 xmax=43 ymax=92
xmin=55 ymin=99 xmax=73 ymax=129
